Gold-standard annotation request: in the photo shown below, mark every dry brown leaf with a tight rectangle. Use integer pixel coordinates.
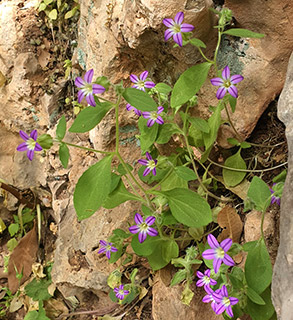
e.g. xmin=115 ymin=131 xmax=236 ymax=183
xmin=0 ymin=71 xmax=6 ymax=87
xmin=217 ymin=206 xmax=243 ymax=243
xmin=38 ymin=49 xmax=51 ymax=68
xmin=44 ymin=298 xmax=68 ymax=319
xmin=217 ymin=176 xmax=250 ymax=200
xmin=8 ymin=221 xmax=38 ymax=293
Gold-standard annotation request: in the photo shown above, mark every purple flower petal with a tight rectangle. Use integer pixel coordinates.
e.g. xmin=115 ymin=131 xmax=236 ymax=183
xmin=221 ymin=285 xmax=228 ymax=297
xmin=202 ymin=249 xmax=215 ymax=260
xmin=142 ymin=111 xmax=151 ymax=119
xmin=145 ymin=81 xmax=156 ymax=88
xmin=34 ymin=143 xmax=42 ymax=152
xmin=27 ymin=150 xmax=34 ymax=161
xmin=230 ymin=74 xmax=244 ymax=84
xmin=152 ymin=167 xmax=157 ymax=176
xmin=147 ymin=119 xmax=155 ymax=127
xmin=220 ymin=238 xmax=232 ymax=252
xmin=165 ymin=29 xmax=175 ymax=41
xmin=84 ymin=69 xmax=94 ymax=83
xmin=211 ymin=301 xmax=218 ymax=313
xmin=202 ymin=294 xmax=212 ymax=303
xmin=143 ymin=167 xmax=151 ymax=176
xmin=145 ymin=216 xmax=155 ymax=226
xmin=216 ymin=86 xmax=227 ymax=99
xmin=111 ymin=247 xmax=118 ymax=252
xmin=207 ymin=234 xmax=219 ymax=249
xmin=129 ymin=225 xmax=140 ymax=234
xmin=126 ymin=104 xmax=133 ymax=111
xmin=98 ymin=247 xmax=106 ymax=254
xmin=213 ymin=258 xmax=222 ymax=274
xmin=174 ymin=11 xmax=184 ymax=25
xmin=228 ymin=85 xmax=238 ymax=98
xmin=147 ymin=227 xmax=158 ymax=237
xmin=140 ymin=71 xmax=148 ymax=81
xmin=210 ymin=77 xmax=224 ymax=86
xmin=157 ymin=106 xmax=164 ymax=114
xmin=106 ymin=251 xmax=111 ymax=259
xmin=223 ymin=253 xmax=235 ymax=267
xmin=230 ymin=297 xmax=239 ymax=305
xmin=30 ymin=129 xmax=38 ymax=140
xmin=19 ymin=130 xmax=29 ymax=141
xmin=138 ymin=159 xmax=148 ymax=165
xmin=138 ymin=231 xmax=147 ymax=243
xmin=92 ymin=84 xmax=105 ymax=94
xmin=163 ymin=18 xmax=175 ymax=28
xmin=100 ymin=240 xmax=108 ymax=246
xmin=156 ymin=116 xmax=164 ymax=125
xmin=146 ymin=152 xmax=152 ymax=160
xmin=86 ymin=93 xmax=96 ymax=107
xmin=196 ymin=279 xmax=205 ymax=287
xmin=216 ymin=303 xmax=226 ymax=315
xmin=204 ymin=269 xmax=211 ymax=277
xmin=210 ymin=278 xmax=217 ymax=286
xmin=181 ymin=23 xmax=194 ymax=32
xmin=134 ymin=213 xmax=143 ymax=224
xmin=130 ymin=74 xmax=139 ymax=83
xmin=222 ymin=66 xmax=230 ymax=80
xmin=78 ymin=90 xmax=86 ymax=103
xmin=75 ymin=76 xmax=85 ymax=88
xmin=196 ymin=271 xmax=204 ymax=278
xmin=173 ymin=32 xmax=183 ymax=47
xmin=17 ymin=142 xmax=28 ymax=151
xmin=226 ymin=305 xmax=234 ymax=318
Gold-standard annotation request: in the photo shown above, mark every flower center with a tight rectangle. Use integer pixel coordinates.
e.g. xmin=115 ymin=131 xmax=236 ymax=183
xmin=26 ymin=138 xmax=36 ymax=150
xmin=216 ymin=247 xmax=225 ymax=259
xmin=223 ymin=80 xmax=231 ymax=88
xmin=172 ymin=23 xmax=181 ymax=33
xmin=139 ymin=222 xmax=149 ymax=232
xmin=203 ymin=275 xmax=210 ymax=284
xmin=83 ymin=83 xmax=93 ymax=94
xmin=147 ymin=159 xmax=156 ymax=170
xmin=150 ymin=111 xmax=158 ymax=120
xmin=106 ymin=244 xmax=112 ymax=251
xmin=222 ymin=296 xmax=230 ymax=307
xmin=119 ymin=289 xmax=125 ymax=296
xmin=136 ymin=80 xmax=145 ymax=89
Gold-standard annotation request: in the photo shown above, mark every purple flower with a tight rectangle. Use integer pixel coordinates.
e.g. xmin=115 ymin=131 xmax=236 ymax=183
xmin=202 ymin=286 xmax=221 ymax=313
xmin=75 ymin=69 xmax=105 ymax=107
xmin=16 ymin=130 xmax=43 ymax=161
xmin=138 ymin=152 xmax=158 ymax=176
xmin=126 ymin=103 xmax=142 ymax=116
xmin=270 ymin=183 xmax=281 ymax=206
xmin=142 ymin=106 xmax=164 ymax=127
xmin=129 ymin=213 xmax=158 ymax=243
xmin=98 ymin=240 xmax=118 ymax=259
xmin=213 ymin=285 xmax=239 ymax=318
xmin=210 ymin=66 xmax=244 ymax=99
xmin=130 ymin=71 xmax=155 ymax=91
xmin=113 ymin=284 xmax=129 ymax=300
xmin=163 ymin=12 xmax=194 ymax=47
xmin=196 ymin=269 xmax=217 ymax=289
xmin=202 ymin=234 xmax=235 ymax=274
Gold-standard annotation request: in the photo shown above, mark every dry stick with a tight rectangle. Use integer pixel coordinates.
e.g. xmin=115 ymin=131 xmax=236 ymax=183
xmin=0 ymin=182 xmax=35 ymax=209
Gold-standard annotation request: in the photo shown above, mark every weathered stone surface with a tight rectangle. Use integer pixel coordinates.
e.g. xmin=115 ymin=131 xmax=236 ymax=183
xmin=152 ymin=267 xmax=222 ymax=320
xmin=272 ymin=52 xmax=293 ymax=319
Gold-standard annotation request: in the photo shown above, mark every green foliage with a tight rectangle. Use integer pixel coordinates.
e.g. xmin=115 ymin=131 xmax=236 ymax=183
xmin=247 ymin=176 xmax=271 ymax=212
xmin=188 ymin=117 xmax=210 ymax=133
xmin=24 ymin=301 xmax=50 ymax=320
xmin=37 ymin=134 xmax=53 ymax=149
xmin=223 ymin=28 xmax=265 ymax=39
xmin=38 ymin=0 xmax=80 ymax=22
xmin=74 ymin=155 xmax=113 ymax=220
xmin=174 ymin=166 xmax=197 ymax=181
xmin=223 ymin=148 xmax=247 ymax=187
xmin=138 ymin=117 xmax=158 ymax=153
xmin=156 ymin=123 xmax=180 ymax=144
xmin=69 ymin=103 xmax=112 ymax=133
xmin=25 ymin=279 xmax=52 ymax=301
xmin=59 ymin=143 xmax=70 ymax=168
xmin=202 ymin=103 xmax=222 ymax=150
xmin=56 ymin=115 xmax=66 ymax=140
xmin=189 ymin=38 xmax=206 ymax=48
xmin=171 ymin=62 xmax=212 ymax=108
xmin=155 ymin=83 xmax=172 ymax=94
xmin=123 ymin=88 xmax=158 ymax=111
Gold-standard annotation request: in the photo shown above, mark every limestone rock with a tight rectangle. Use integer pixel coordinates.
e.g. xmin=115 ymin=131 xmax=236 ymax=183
xmin=272 ymin=51 xmax=293 ymax=320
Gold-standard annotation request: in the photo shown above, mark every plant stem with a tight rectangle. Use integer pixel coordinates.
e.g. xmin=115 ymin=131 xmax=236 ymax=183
xmin=115 ymin=95 xmax=122 ymax=154
xmin=260 ymin=210 xmax=265 ymax=240
xmin=64 ymin=141 xmax=112 ymax=155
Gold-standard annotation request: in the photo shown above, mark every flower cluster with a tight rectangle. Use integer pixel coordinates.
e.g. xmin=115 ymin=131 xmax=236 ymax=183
xmin=129 ymin=213 xmax=158 ymax=243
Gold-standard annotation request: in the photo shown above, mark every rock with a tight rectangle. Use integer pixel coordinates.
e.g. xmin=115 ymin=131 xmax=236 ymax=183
xmin=152 ymin=266 xmax=222 ymax=320
xmin=272 ymin=51 xmax=293 ymax=319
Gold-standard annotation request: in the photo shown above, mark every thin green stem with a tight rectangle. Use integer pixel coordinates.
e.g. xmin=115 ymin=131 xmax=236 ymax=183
xmin=198 ymin=47 xmax=214 ymax=64
xmin=260 ymin=210 xmax=265 ymax=240
xmin=97 ymin=96 xmax=113 ymax=104
xmin=64 ymin=141 xmax=112 ymax=155
xmin=115 ymin=95 xmax=122 ymax=154
xmin=213 ymin=29 xmax=223 ymax=73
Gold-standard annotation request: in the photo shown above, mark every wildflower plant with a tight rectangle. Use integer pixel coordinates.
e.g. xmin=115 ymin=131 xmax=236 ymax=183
xmin=17 ymin=7 xmax=284 ymax=319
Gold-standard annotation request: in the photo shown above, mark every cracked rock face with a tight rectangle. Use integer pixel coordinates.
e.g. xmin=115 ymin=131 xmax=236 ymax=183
xmin=272 ymin=51 xmax=293 ymax=320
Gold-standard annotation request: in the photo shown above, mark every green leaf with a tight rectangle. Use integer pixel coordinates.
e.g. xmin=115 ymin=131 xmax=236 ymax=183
xmin=223 ymin=28 xmax=265 ymax=39
xmin=103 ymin=179 xmax=141 ymax=209
xmin=48 ymin=9 xmax=57 ymax=20
xmin=170 ymin=269 xmax=187 ymax=287
xmin=245 ymin=239 xmax=272 ymax=295
xmin=247 ymin=176 xmax=271 ymax=212
xmin=24 ymin=301 xmax=50 ymax=320
xmin=223 ymin=149 xmax=247 ymax=187
xmin=245 ymin=287 xmax=275 ymax=320
xmin=155 ymin=83 xmax=172 ymax=94
xmin=189 ymin=38 xmax=206 ymax=48
xmin=122 ymin=88 xmax=157 ymax=111
xmin=56 ymin=115 xmax=66 ymax=140
xmin=227 ymin=138 xmax=240 ymax=146
xmin=69 ymin=103 xmax=112 ymax=133
xmin=74 ymin=155 xmax=113 ymax=220
xmin=240 ymin=141 xmax=251 ymax=149
xmin=38 ymin=3 xmax=47 ymax=11
xmin=229 ymin=95 xmax=237 ymax=113
xmin=202 ymin=104 xmax=222 ymax=150
xmin=272 ymin=169 xmax=287 ymax=183
xmin=156 ymin=123 xmax=180 ymax=144
xmin=109 ymin=173 xmax=121 ymax=193
xmin=188 ymin=117 xmax=210 ymax=133
xmin=59 ymin=143 xmax=69 ymax=168
xmin=247 ymin=287 xmax=266 ymax=305
xmin=7 ymin=238 xmax=18 ymax=252
xmin=8 ymin=223 xmax=19 ymax=237
xmin=64 ymin=7 xmax=78 ymax=19
xmin=138 ymin=117 xmax=158 ymax=152
xmin=162 ymin=188 xmax=212 ymax=227
xmin=174 ymin=166 xmax=197 ymax=181
xmin=242 ymin=240 xmax=258 ymax=252
xmin=161 ymin=171 xmax=188 ymax=191
xmin=162 ymin=240 xmax=179 ymax=262
xmin=131 ymin=235 xmax=161 ymax=256
xmin=171 ymin=62 xmax=212 ymax=108
xmin=117 ymin=163 xmax=133 ymax=175
xmin=25 ymin=278 xmax=52 ymax=301
xmin=37 ymin=134 xmax=53 ymax=149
